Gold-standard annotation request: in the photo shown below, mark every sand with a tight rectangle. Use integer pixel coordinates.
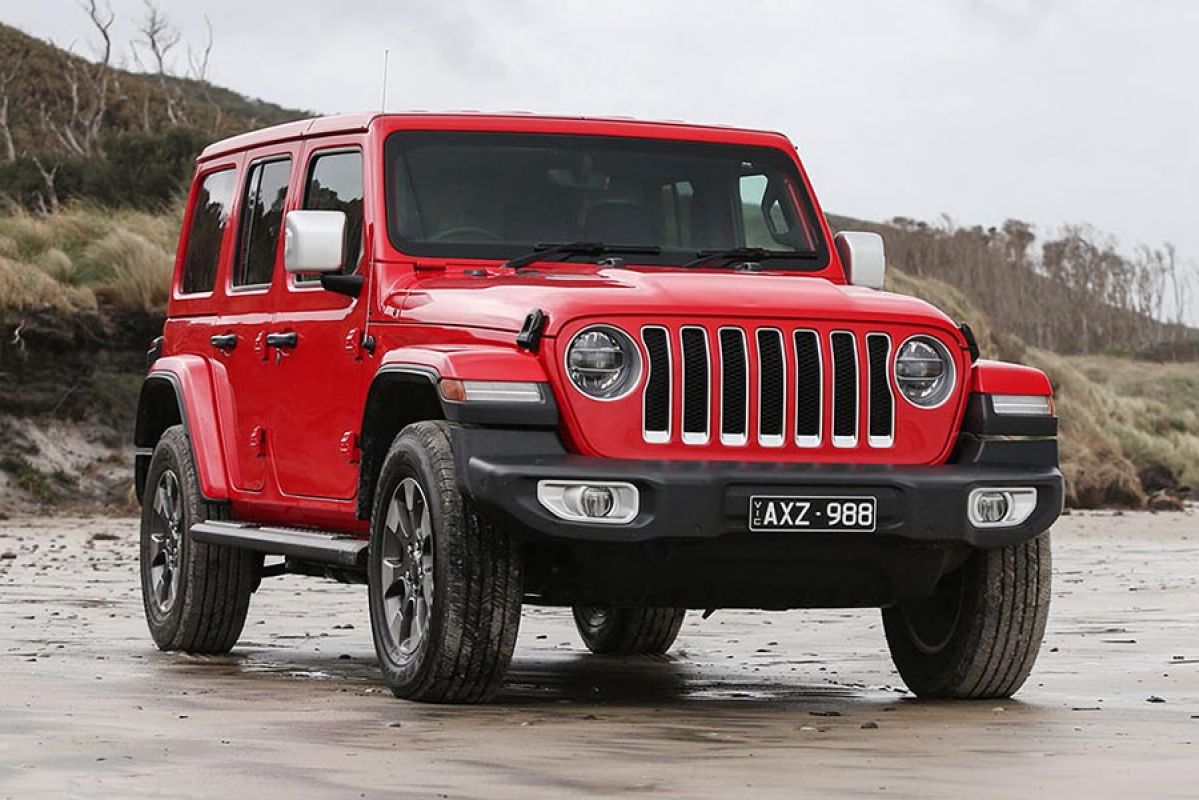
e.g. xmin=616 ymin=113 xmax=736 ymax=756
xmin=1 ymin=509 xmax=1196 ymax=798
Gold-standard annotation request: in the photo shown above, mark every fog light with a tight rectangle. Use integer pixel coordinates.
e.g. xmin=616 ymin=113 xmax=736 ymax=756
xmin=967 ymin=487 xmax=1038 ymax=528
xmin=537 ymin=480 xmax=639 ymax=524
xmin=973 ymin=491 xmax=1010 ymax=524
xmin=580 ymin=487 xmax=615 ymax=518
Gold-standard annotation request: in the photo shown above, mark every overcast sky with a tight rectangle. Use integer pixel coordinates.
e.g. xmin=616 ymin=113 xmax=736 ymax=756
xmin=7 ymin=0 xmax=1198 ymax=318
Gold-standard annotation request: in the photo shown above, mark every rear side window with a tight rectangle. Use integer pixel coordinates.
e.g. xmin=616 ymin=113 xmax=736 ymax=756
xmin=180 ymin=169 xmax=236 ymax=295
xmin=234 ymin=158 xmax=292 ymax=288
xmin=302 ymin=150 xmax=363 ymax=278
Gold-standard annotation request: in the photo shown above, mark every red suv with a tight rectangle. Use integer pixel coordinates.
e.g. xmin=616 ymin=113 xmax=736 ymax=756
xmin=135 ymin=114 xmax=1062 ymax=703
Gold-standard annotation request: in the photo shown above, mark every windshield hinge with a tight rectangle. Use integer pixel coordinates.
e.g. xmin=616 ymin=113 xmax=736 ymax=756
xmin=959 ymin=322 xmax=981 ymax=362
xmin=516 ymin=309 xmax=547 ymax=353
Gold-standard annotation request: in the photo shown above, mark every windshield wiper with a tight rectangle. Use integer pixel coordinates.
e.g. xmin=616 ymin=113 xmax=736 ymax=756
xmin=501 ymin=242 xmax=661 ymax=270
xmin=682 ymin=247 xmax=820 ymax=270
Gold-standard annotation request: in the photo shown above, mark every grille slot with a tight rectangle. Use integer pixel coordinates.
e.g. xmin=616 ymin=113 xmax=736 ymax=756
xmin=642 ymin=327 xmax=671 ymax=443
xmin=794 ymin=330 xmax=821 ymax=446
xmin=680 ymin=326 xmax=710 ymax=444
xmin=830 ymin=331 xmax=858 ymax=447
xmin=639 ymin=325 xmax=895 ymax=451
xmin=756 ymin=329 xmax=785 ymax=446
xmin=866 ymin=334 xmax=894 ymax=447
xmin=718 ymin=327 xmax=748 ymax=445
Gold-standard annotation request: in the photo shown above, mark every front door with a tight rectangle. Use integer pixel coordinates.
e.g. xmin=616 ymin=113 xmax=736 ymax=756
xmin=267 ymin=145 xmax=369 ymax=500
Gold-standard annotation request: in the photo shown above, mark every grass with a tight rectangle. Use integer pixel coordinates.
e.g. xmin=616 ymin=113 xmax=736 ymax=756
xmin=0 ymin=452 xmax=62 ymax=504
xmin=0 ymin=202 xmax=178 ymax=314
xmin=896 ymin=267 xmax=1198 ymax=506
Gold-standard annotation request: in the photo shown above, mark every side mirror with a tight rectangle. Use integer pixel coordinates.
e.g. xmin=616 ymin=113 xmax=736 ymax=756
xmin=834 ymin=231 xmax=886 ymax=290
xmin=284 ymin=210 xmax=346 ymax=274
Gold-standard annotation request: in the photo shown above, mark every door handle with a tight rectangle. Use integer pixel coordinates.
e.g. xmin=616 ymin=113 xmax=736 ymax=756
xmin=265 ymin=332 xmax=298 ymax=349
xmin=209 ymin=333 xmax=238 ymax=351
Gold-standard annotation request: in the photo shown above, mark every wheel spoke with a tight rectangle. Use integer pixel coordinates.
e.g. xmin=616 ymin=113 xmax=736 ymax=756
xmin=409 ymin=598 xmax=427 ymax=649
xmin=384 ymin=495 xmax=401 ymax=536
xmin=421 ymin=554 xmax=434 ymax=607
xmin=154 ymin=484 xmax=170 ymax=521
xmin=380 ymin=556 xmax=403 ymax=593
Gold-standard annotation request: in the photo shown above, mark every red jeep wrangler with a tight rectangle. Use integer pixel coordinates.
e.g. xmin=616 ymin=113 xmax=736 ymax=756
xmin=135 ymin=113 xmax=1062 ymax=703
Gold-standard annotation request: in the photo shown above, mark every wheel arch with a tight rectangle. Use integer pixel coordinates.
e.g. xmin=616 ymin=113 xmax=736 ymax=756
xmin=135 ymin=357 xmax=230 ymax=505
xmin=357 ymin=366 xmax=447 ymax=519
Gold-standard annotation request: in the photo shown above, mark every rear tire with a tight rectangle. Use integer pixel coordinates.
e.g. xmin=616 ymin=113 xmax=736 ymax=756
xmin=572 ymin=605 xmax=686 ymax=656
xmin=139 ymin=425 xmax=259 ymax=654
xmin=882 ymin=532 xmax=1052 ymax=699
xmin=367 ymin=421 xmax=522 ymax=703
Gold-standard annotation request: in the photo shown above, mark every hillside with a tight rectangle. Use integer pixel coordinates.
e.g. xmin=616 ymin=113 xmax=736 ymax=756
xmin=0 ymin=21 xmax=306 ymax=211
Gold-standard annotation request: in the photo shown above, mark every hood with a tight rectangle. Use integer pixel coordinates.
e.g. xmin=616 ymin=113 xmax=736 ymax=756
xmin=384 ymin=265 xmax=960 ymax=338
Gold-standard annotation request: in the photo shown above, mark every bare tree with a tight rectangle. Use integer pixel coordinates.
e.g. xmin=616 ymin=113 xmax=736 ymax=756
xmin=186 ymin=16 xmax=223 ymax=134
xmin=30 ymin=156 xmax=60 ymax=214
xmin=134 ymin=0 xmax=187 ymax=126
xmin=0 ymin=40 xmax=28 ymax=162
xmin=39 ymin=0 xmax=116 ymax=159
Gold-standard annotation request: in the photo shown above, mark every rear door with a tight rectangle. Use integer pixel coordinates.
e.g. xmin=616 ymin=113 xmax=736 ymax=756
xmin=267 ymin=141 xmax=370 ymax=500
xmin=213 ymin=146 xmax=297 ymax=493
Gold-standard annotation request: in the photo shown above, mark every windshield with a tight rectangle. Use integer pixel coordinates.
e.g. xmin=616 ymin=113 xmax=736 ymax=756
xmin=384 ymin=131 xmax=828 ymax=269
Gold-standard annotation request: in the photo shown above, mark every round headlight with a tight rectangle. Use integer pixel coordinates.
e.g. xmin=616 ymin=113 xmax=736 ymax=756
xmin=895 ymin=336 xmax=954 ymax=407
xmin=565 ymin=326 xmax=642 ymax=400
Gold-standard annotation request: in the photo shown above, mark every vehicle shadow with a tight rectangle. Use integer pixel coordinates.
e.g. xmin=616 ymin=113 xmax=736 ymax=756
xmin=172 ymin=645 xmax=908 ymax=711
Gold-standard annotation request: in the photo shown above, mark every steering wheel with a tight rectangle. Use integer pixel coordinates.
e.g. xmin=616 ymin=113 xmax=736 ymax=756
xmin=427 ymin=226 xmax=500 ymax=242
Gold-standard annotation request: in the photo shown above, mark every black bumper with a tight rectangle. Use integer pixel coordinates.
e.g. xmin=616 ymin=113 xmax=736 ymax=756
xmin=451 ymin=427 xmax=1063 ymax=550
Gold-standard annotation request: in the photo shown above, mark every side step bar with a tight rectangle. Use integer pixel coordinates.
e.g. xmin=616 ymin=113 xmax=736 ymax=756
xmin=190 ymin=521 xmax=368 ymax=569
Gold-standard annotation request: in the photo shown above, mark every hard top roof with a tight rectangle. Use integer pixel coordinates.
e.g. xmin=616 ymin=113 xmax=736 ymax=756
xmin=196 ymin=112 xmax=792 ymax=161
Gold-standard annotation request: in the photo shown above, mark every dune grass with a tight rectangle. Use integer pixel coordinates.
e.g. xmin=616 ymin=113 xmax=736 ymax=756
xmin=0 ymin=202 xmax=179 ymax=314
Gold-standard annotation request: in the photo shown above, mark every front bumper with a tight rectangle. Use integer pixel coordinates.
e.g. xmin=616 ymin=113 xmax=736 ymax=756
xmin=451 ymin=427 xmax=1063 ymax=550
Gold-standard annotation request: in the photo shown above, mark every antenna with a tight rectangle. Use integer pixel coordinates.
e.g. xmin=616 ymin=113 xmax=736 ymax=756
xmin=380 ymin=49 xmax=390 ymax=113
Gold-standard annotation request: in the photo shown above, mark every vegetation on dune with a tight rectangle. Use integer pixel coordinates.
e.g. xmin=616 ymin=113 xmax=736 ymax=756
xmin=0 ymin=202 xmax=178 ymax=313
xmin=881 ymin=263 xmax=1196 ymax=508
xmin=830 ymin=214 xmax=1194 ymax=358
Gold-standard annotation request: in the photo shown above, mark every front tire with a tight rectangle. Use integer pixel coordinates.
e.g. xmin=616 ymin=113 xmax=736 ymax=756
xmin=139 ymin=426 xmax=259 ymax=654
xmin=367 ymin=421 xmax=522 ymax=703
xmin=883 ymin=533 xmax=1052 ymax=699
xmin=572 ymin=605 xmax=686 ymax=656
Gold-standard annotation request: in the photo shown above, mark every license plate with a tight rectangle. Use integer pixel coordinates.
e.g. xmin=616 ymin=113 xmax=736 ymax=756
xmin=748 ymin=495 xmax=877 ymax=533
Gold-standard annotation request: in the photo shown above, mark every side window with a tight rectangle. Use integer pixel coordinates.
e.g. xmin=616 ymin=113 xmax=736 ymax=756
xmin=180 ymin=169 xmax=236 ymax=295
xmin=302 ymin=150 xmax=363 ymax=279
xmin=739 ymin=173 xmax=807 ymax=250
xmin=233 ymin=158 xmax=292 ymax=288
xmin=739 ymin=174 xmax=775 ymax=248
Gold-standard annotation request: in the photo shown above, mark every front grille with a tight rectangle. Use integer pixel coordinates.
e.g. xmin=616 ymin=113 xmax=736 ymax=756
xmin=642 ymin=325 xmax=896 ymax=449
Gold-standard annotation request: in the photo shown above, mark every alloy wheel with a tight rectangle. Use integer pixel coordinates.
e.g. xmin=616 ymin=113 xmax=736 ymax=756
xmin=379 ymin=477 xmax=435 ymax=662
xmin=147 ymin=468 xmax=184 ymax=615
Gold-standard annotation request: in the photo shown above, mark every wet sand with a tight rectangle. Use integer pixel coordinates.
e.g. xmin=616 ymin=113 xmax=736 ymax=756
xmin=1 ymin=510 xmax=1196 ymax=798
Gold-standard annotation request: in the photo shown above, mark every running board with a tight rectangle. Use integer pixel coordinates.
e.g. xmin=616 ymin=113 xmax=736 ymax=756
xmin=190 ymin=521 xmax=368 ymax=569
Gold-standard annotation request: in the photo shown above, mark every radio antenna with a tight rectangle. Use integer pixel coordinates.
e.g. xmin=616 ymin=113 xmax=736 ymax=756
xmin=380 ymin=49 xmax=390 ymax=112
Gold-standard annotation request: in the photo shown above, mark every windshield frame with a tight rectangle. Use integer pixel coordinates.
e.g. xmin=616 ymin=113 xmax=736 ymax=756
xmin=381 ymin=130 xmax=831 ymax=272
